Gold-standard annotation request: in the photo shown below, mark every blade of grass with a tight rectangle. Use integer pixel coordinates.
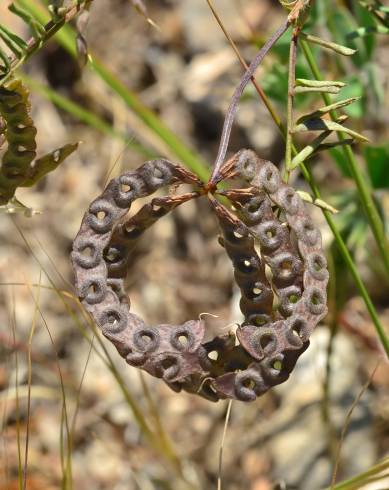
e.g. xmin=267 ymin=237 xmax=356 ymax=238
xmin=331 ymin=362 xmax=380 ymax=488
xmin=217 ymin=400 xmax=233 ymax=490
xmin=23 ymin=272 xmax=41 ymax=490
xmin=138 ymin=372 xmax=183 ymax=476
xmin=285 ymin=27 xmax=298 ymax=180
xmin=10 ymin=289 xmax=23 ymax=490
xmin=17 ymin=0 xmax=211 ymax=182
xmin=25 ymin=279 xmax=73 ymax=489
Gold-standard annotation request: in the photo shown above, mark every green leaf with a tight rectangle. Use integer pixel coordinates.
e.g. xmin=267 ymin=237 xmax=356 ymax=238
xmin=290 ymin=131 xmax=331 ymax=169
xmin=299 ymin=32 xmax=357 ymax=56
xmin=294 ymin=118 xmax=368 ymax=142
xmin=364 ymin=144 xmax=389 ymax=189
xmin=294 ymin=85 xmax=342 ymax=94
xmin=21 ymin=142 xmax=79 ymax=187
xmin=8 ymin=3 xmax=46 ymax=40
xmin=0 ymin=24 xmax=28 ymax=58
xmin=296 ymin=78 xmax=346 ymax=87
xmin=297 ymin=97 xmax=361 ymax=123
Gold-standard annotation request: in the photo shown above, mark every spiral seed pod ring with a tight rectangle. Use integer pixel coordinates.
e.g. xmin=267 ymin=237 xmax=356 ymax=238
xmin=71 ymin=151 xmax=328 ymax=402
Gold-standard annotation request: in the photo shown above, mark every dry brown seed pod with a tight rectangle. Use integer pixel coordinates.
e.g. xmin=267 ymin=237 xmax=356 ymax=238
xmin=71 ymin=151 xmax=328 ymax=402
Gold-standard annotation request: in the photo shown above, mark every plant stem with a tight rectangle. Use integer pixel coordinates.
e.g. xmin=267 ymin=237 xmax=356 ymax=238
xmin=285 ymin=28 xmax=298 ymax=180
xmin=209 ymin=18 xmax=290 ymax=184
xmin=300 ymin=39 xmax=389 ymax=281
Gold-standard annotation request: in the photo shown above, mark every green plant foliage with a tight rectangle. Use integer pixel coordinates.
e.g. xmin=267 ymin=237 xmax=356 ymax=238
xmin=365 ymin=144 xmax=389 ymax=189
xmin=0 ymin=1 xmax=93 ymax=84
xmin=0 ymin=78 xmax=77 ymax=205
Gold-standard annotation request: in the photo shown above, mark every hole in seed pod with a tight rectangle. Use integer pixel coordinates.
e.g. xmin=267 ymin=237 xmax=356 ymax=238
xmin=161 ymin=357 xmax=176 ymax=370
xmin=104 ymin=246 xmax=123 ymax=263
xmin=260 ymin=334 xmax=273 ymax=350
xmin=97 ymin=210 xmax=106 ymax=220
xmin=81 ymin=246 xmax=93 ymax=257
xmin=242 ymin=378 xmax=256 ymax=390
xmin=304 ymin=221 xmax=315 ymax=234
xmin=291 ymin=318 xmax=305 ymax=338
xmin=266 ymin=230 xmax=274 ymax=239
xmin=272 ymin=360 xmax=282 ymax=371
xmin=208 ymin=350 xmax=218 ymax=361
xmin=177 ymin=334 xmax=189 ymax=347
xmin=87 ymin=283 xmax=96 ymax=294
xmin=123 ymin=224 xmax=142 ymax=239
xmin=154 ymin=167 xmax=164 ymax=179
xmin=238 ymin=259 xmax=254 ymax=273
xmin=152 ymin=203 xmax=166 ymax=217
xmin=120 ymin=183 xmax=131 ymax=193
xmin=248 ymin=202 xmax=260 ymax=213
xmin=18 ymin=145 xmax=27 ymax=152
xmin=107 ymin=311 xmax=120 ymax=326
xmin=313 ymin=256 xmax=325 ymax=272
xmin=252 ymin=287 xmax=262 ymax=296
xmin=53 ymin=150 xmax=60 ymax=162
xmin=311 ymin=292 xmax=323 ymax=305
xmin=250 ymin=314 xmax=269 ymax=327
xmin=288 ymin=294 xmax=300 ymax=304
xmin=17 ymin=123 xmax=26 ymax=129
xmin=265 ymin=169 xmax=273 ymax=181
xmin=281 ymin=259 xmax=293 ymax=273
xmin=141 ymin=333 xmax=153 ymax=345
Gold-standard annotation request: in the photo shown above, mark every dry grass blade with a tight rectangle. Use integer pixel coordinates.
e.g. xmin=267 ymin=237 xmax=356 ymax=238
xmin=330 ymin=362 xmax=381 ymax=488
xmin=217 ymin=400 xmax=232 ymax=490
xmin=23 ymin=272 xmax=41 ymax=490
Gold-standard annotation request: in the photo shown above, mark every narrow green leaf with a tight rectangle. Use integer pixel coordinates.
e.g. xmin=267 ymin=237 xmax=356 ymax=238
xmin=296 ymin=78 xmax=346 ymax=88
xmin=0 ymin=25 xmax=28 ymax=57
xmin=312 ymin=139 xmax=354 ymax=154
xmin=290 ymin=131 xmax=331 ymax=169
xmin=300 ymin=32 xmax=357 ymax=55
xmin=8 ymin=3 xmax=46 ymax=39
xmin=294 ymin=118 xmax=369 ymax=142
xmin=294 ymin=86 xmax=341 ymax=94
xmin=296 ymin=190 xmax=339 ymax=214
xmin=0 ymin=47 xmax=11 ymax=71
xmin=21 ymin=142 xmax=79 ymax=187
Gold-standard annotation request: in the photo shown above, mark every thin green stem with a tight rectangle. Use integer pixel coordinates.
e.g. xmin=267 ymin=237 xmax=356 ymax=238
xmin=285 ymin=28 xmax=298 ymax=181
xmin=300 ymin=39 xmax=389 ymax=281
